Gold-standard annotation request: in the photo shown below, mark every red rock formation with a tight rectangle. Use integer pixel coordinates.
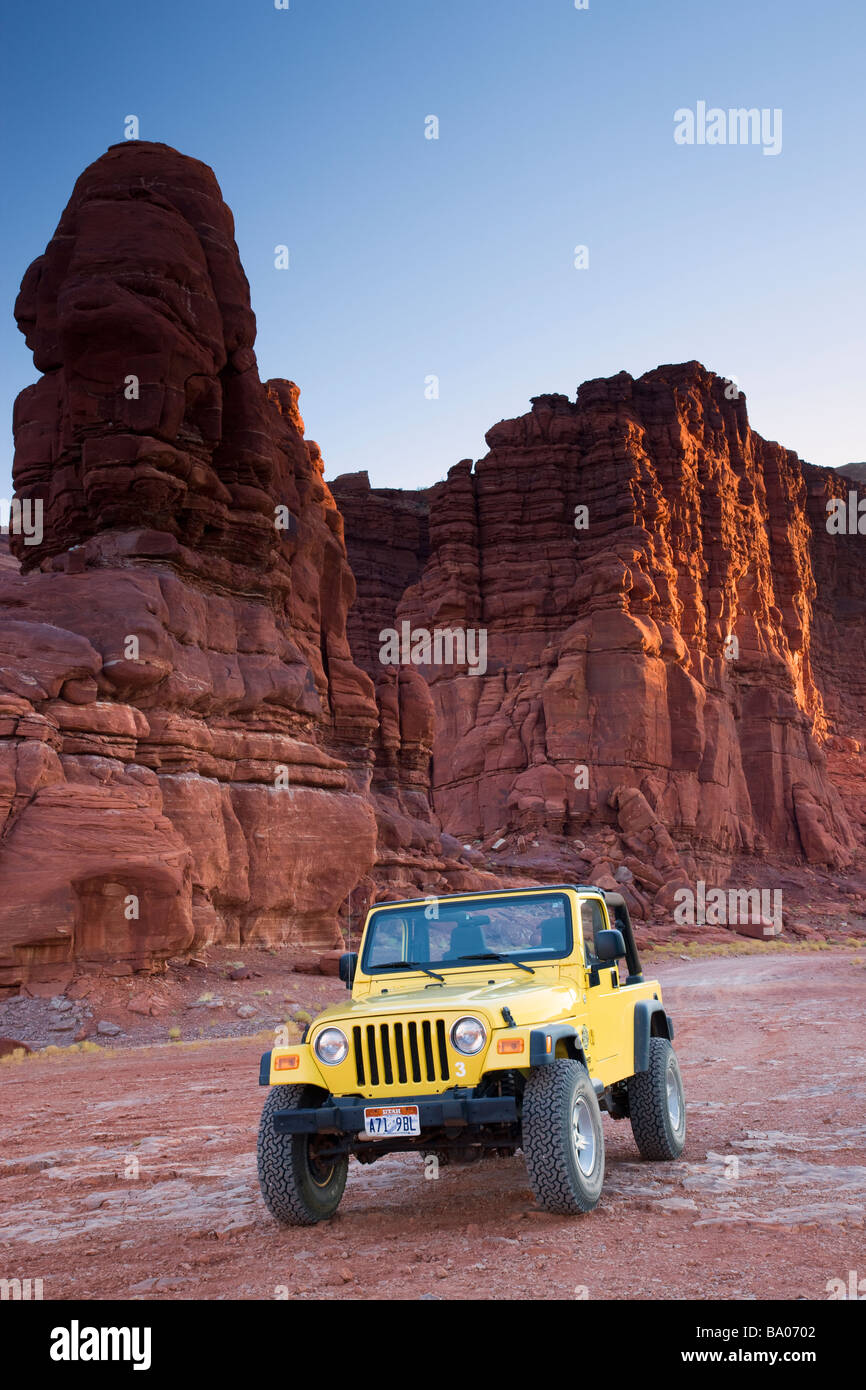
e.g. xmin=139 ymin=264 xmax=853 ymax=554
xmin=4 ymin=143 xmax=862 ymax=982
xmin=800 ymin=463 xmax=866 ymax=850
xmin=0 ymin=143 xmax=507 ymax=990
xmin=1 ymin=143 xmax=383 ymax=987
xmin=330 ymin=470 xmax=502 ymax=905
xmin=329 ymin=472 xmax=431 ymax=673
xmin=384 ymin=365 xmax=864 ymax=908
xmin=329 ymin=472 xmax=433 ymax=889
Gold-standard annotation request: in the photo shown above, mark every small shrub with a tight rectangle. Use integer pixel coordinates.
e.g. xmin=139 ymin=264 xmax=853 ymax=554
xmin=0 ymin=1047 xmax=29 ymax=1066
xmin=1 ymin=1040 xmax=112 ymax=1066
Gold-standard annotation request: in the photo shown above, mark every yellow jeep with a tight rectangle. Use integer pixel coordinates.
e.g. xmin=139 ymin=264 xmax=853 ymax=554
xmin=257 ymin=885 xmax=685 ymax=1224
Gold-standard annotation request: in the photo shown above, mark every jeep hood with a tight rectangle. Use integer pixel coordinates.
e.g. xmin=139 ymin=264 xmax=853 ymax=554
xmin=312 ymin=977 xmax=580 ymax=1030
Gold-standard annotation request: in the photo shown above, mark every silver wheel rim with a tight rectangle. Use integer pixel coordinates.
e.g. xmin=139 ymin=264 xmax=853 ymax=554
xmin=572 ymin=1096 xmax=596 ymax=1176
xmin=666 ymin=1067 xmax=682 ymax=1129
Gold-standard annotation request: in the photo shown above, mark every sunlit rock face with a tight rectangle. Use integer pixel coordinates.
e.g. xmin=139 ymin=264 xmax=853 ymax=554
xmin=342 ymin=365 xmax=864 ymax=917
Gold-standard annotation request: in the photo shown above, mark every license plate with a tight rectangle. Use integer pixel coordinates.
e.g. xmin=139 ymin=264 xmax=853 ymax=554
xmin=362 ymin=1105 xmax=421 ymax=1137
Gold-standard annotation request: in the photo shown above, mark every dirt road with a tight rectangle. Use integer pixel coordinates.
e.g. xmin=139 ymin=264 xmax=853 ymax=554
xmin=1 ymin=952 xmax=863 ymax=1301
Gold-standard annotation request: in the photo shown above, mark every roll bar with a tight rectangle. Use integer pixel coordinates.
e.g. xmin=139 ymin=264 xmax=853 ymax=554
xmin=602 ymin=891 xmax=644 ymax=984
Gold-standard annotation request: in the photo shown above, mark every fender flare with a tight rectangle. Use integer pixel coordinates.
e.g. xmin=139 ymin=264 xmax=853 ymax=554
xmin=633 ymin=1000 xmax=674 ymax=1073
xmin=529 ymin=1023 xmax=586 ymax=1068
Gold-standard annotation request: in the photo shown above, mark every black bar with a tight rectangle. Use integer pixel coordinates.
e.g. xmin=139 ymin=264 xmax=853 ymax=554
xmin=272 ymin=1094 xmax=517 ymax=1136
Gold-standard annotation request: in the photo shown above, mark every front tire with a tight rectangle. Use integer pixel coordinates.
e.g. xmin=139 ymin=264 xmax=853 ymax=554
xmin=522 ymin=1060 xmax=605 ymax=1214
xmin=627 ymin=1037 xmax=686 ymax=1160
xmin=257 ymin=1084 xmax=348 ymax=1225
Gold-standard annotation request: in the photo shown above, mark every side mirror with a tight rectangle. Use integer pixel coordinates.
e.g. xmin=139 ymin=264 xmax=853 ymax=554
xmin=594 ymin=929 xmax=626 ymax=962
xmin=339 ymin=952 xmax=358 ymax=988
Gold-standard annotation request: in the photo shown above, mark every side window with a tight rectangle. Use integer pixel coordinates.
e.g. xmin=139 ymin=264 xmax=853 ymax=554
xmin=580 ymin=899 xmax=609 ymax=959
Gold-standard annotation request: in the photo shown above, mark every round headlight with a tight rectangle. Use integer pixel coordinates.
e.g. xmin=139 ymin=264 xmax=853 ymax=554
xmin=450 ymin=1016 xmax=487 ymax=1056
xmin=314 ymin=1027 xmax=349 ymax=1066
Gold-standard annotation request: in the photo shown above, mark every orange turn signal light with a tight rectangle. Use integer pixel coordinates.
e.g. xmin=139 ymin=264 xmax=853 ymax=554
xmin=497 ymin=1038 xmax=525 ymax=1055
xmin=275 ymin=1054 xmax=300 ymax=1071
xmin=545 ymin=1035 xmax=553 ymax=1053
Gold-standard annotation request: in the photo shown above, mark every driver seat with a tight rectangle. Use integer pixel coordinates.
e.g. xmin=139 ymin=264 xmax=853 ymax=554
xmin=446 ymin=924 xmax=486 ymax=960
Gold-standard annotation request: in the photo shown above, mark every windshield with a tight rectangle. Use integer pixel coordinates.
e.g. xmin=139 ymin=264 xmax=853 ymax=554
xmin=360 ymin=893 xmax=572 ymax=975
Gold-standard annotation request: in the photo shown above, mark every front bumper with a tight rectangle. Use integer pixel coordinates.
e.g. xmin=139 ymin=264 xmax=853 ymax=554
xmin=272 ymin=1093 xmax=518 ymax=1136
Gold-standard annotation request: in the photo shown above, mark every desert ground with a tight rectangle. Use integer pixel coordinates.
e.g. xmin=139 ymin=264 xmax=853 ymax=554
xmin=1 ymin=950 xmax=863 ymax=1301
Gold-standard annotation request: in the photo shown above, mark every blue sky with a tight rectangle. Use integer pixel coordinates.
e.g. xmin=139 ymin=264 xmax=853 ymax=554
xmin=0 ymin=0 xmax=863 ymax=499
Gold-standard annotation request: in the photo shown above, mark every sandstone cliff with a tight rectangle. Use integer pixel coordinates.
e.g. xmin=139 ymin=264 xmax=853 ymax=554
xmin=3 ymin=144 xmax=863 ymax=988
xmin=345 ymin=367 xmax=864 ymax=917
xmin=0 ymin=143 xmax=488 ymax=990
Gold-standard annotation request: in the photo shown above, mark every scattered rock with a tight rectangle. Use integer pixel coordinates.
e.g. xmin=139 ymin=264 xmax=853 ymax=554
xmin=292 ymin=954 xmax=321 ymax=976
xmin=733 ymin=919 xmax=778 ymax=941
xmin=317 ymin=951 xmax=344 ymax=977
xmin=127 ymin=997 xmax=154 ymax=1017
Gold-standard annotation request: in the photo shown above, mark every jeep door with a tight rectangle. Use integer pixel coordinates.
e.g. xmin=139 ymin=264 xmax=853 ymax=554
xmin=580 ymin=896 xmax=627 ymax=1085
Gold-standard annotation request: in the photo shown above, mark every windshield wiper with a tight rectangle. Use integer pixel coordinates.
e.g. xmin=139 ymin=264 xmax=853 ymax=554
xmin=456 ymin=953 xmax=535 ymax=975
xmin=375 ymin=960 xmax=445 ymax=982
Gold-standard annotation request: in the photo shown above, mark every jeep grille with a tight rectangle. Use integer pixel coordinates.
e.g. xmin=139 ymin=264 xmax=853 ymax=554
xmin=352 ymin=1020 xmax=451 ymax=1088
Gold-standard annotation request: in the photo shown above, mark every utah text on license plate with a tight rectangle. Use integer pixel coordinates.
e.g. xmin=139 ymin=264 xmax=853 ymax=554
xmin=363 ymin=1105 xmax=421 ymax=1137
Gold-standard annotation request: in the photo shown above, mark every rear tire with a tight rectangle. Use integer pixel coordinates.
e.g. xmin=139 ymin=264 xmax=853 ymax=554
xmin=522 ymin=1060 xmax=605 ymax=1214
xmin=627 ymin=1037 xmax=686 ymax=1160
xmin=257 ymin=1084 xmax=348 ymax=1225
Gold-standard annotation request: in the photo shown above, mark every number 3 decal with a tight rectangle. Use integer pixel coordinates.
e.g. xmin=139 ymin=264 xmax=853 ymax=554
xmin=455 ymin=1061 xmax=466 ymax=1077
